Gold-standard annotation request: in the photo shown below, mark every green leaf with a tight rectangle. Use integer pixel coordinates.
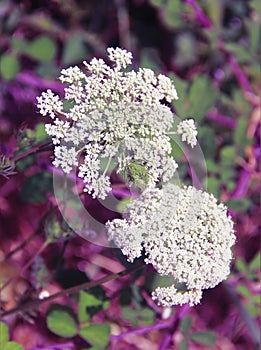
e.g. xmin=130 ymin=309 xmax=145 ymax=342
xmin=189 ymin=331 xmax=217 ymax=347
xmin=171 ymin=75 xmax=189 ymax=119
xmin=0 ymin=54 xmax=20 ymax=80
xmin=198 ymin=127 xmax=217 ymax=158
xmin=206 ymin=177 xmax=220 ymax=198
xmin=26 ymin=36 xmax=56 ymax=61
xmin=20 ymin=172 xmax=53 ymax=203
xmin=250 ymin=0 xmax=261 ymax=13
xmin=122 ymin=307 xmax=139 ymax=326
xmin=62 ymin=34 xmax=88 ymax=65
xmin=205 ymin=159 xmax=219 ymax=173
xmin=246 ymin=20 xmax=261 ymax=56
xmin=235 ymin=258 xmax=247 ymax=273
xmin=224 ymin=43 xmax=251 ymax=63
xmin=0 ymin=322 xmax=9 ymax=345
xmin=234 ymin=118 xmax=250 ymax=148
xmin=164 ymin=0 xmax=182 ymax=28
xmin=249 ymin=253 xmax=261 ymax=272
xmin=188 ymin=76 xmax=218 ymax=122
xmin=11 ymin=37 xmax=29 ymax=53
xmin=247 ymin=303 xmax=260 ymax=317
xmin=34 ymin=123 xmax=50 ymax=143
xmin=220 ymin=146 xmax=236 ymax=166
xmin=221 ymin=168 xmax=234 ymax=182
xmin=79 ymin=324 xmax=110 ymax=349
xmin=2 ymin=342 xmax=24 ymax=350
xmin=226 ymin=198 xmax=251 ymax=212
xmin=78 ymin=291 xmax=103 ymax=323
xmin=139 ymin=308 xmax=155 ymax=325
xmin=178 ymin=339 xmax=189 ymax=350
xmin=47 ymin=306 xmax=78 ymax=338
xmin=236 ymin=285 xmax=251 ymax=298
xmin=180 ymin=316 xmax=192 ymax=335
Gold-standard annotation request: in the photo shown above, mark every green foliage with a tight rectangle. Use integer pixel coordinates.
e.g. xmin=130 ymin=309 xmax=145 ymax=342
xmin=234 ymin=254 xmax=261 ymax=317
xmin=180 ymin=316 xmax=192 ymax=334
xmin=0 ymin=53 xmax=20 ymax=80
xmin=227 ymin=198 xmax=251 ymax=212
xmin=11 ymin=35 xmax=56 ymax=61
xmin=45 ymin=214 xmax=75 ymax=242
xmin=188 ymin=76 xmax=218 ymax=122
xmin=47 ymin=306 xmax=78 ymax=338
xmin=0 ymin=322 xmax=24 ymax=350
xmin=122 ymin=306 xmax=155 ymax=326
xmin=20 ymin=172 xmax=53 ymax=203
xmin=0 ymin=322 xmax=9 ymax=346
xmin=78 ymin=291 xmax=108 ymax=323
xmin=62 ymin=34 xmax=88 ymax=65
xmin=79 ymin=324 xmax=110 ymax=349
xmin=46 ymin=290 xmax=111 ymax=343
xmin=179 ymin=316 xmax=217 ymax=348
xmin=171 ymin=75 xmax=218 ymax=122
xmin=178 ymin=339 xmax=189 ymax=350
xmin=189 ymin=331 xmax=217 ymax=347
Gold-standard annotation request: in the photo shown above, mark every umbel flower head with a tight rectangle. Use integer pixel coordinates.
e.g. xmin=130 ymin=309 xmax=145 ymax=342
xmin=106 ymin=183 xmax=235 ymax=307
xmin=37 ymin=47 xmax=197 ymax=199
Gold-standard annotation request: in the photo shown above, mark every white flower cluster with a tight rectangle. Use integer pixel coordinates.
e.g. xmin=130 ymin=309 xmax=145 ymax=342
xmin=106 ymin=183 xmax=235 ymax=307
xmin=37 ymin=47 xmax=197 ymax=199
xmin=177 ymin=119 xmax=198 ymax=148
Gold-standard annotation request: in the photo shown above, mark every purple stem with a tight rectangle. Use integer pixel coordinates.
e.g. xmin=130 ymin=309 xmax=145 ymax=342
xmin=16 ymin=71 xmax=64 ymax=93
xmin=206 ymin=111 xmax=237 ymax=129
xmin=231 ymin=169 xmax=252 ymax=199
xmin=227 ymin=54 xmax=254 ymax=97
xmin=184 ymin=0 xmax=213 ymax=28
xmin=27 ymin=343 xmax=74 ymax=350
xmin=159 ymin=304 xmax=190 ymax=350
xmin=110 ymin=319 xmax=172 ymax=340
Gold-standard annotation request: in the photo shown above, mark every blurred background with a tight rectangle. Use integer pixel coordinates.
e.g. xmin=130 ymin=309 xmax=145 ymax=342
xmin=0 ymin=1 xmax=260 ymax=349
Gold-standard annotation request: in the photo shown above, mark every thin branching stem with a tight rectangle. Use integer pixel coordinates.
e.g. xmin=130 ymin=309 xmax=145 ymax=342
xmin=0 ymin=262 xmax=144 ymax=319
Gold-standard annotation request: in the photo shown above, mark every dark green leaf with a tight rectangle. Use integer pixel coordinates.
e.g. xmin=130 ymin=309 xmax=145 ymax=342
xmin=189 ymin=331 xmax=217 ymax=347
xmin=180 ymin=316 xmax=192 ymax=334
xmin=0 ymin=54 xmax=20 ymax=80
xmin=47 ymin=306 xmax=78 ymax=338
xmin=20 ymin=172 xmax=53 ymax=203
xmin=79 ymin=324 xmax=110 ymax=349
